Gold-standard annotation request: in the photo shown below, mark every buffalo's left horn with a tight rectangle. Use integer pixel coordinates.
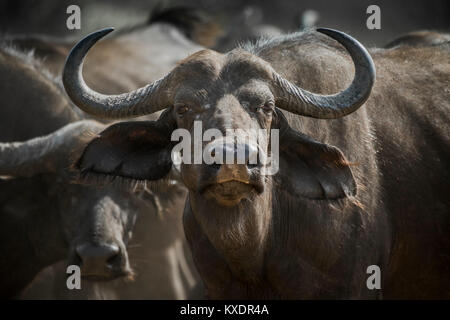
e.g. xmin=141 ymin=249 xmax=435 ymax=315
xmin=63 ymin=28 xmax=170 ymax=119
xmin=0 ymin=121 xmax=103 ymax=178
xmin=273 ymin=28 xmax=375 ymax=119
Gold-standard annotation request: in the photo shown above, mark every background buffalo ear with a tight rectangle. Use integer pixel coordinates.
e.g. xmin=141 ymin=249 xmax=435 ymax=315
xmin=75 ymin=112 xmax=176 ymax=181
xmin=274 ymin=110 xmax=357 ymax=200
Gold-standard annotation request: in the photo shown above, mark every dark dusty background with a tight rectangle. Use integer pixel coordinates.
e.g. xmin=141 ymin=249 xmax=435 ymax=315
xmin=0 ymin=0 xmax=449 ymax=48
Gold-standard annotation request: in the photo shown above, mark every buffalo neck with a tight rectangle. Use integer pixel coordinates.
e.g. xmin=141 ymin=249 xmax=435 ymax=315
xmin=188 ymin=184 xmax=273 ymax=283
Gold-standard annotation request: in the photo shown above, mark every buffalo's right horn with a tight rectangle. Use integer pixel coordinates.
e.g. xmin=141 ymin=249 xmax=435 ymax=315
xmin=63 ymin=28 xmax=171 ymax=119
xmin=273 ymin=28 xmax=376 ymax=119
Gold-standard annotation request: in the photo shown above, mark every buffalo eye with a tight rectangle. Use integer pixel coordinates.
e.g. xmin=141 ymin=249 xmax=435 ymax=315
xmin=260 ymin=101 xmax=275 ymax=114
xmin=175 ymin=104 xmax=190 ymax=117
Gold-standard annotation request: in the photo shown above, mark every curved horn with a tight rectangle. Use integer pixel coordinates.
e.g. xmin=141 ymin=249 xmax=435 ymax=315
xmin=0 ymin=121 xmax=103 ymax=178
xmin=63 ymin=28 xmax=170 ymax=119
xmin=273 ymin=28 xmax=375 ymax=119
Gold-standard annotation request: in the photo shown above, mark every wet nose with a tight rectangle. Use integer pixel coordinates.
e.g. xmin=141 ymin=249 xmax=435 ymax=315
xmin=75 ymin=243 xmax=120 ymax=273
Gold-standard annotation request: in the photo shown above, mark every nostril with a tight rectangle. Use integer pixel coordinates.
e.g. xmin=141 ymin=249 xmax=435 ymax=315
xmin=106 ymin=253 xmax=120 ymax=268
xmin=104 ymin=244 xmax=120 ymax=261
xmin=75 ymin=243 xmax=120 ymax=266
xmin=106 ymin=245 xmax=120 ymax=265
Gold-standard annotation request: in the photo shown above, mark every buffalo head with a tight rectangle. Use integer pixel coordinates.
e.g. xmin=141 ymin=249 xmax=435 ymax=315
xmin=0 ymin=121 xmax=143 ymax=280
xmin=63 ymin=27 xmax=374 ymax=207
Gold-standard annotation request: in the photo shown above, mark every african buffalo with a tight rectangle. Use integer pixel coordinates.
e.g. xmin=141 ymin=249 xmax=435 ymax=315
xmin=63 ymin=28 xmax=449 ymax=299
xmin=0 ymin=45 xmax=199 ymax=299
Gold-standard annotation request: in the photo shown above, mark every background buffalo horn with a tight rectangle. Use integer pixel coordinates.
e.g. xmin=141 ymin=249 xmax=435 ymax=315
xmin=273 ymin=28 xmax=376 ymax=119
xmin=0 ymin=121 xmax=103 ymax=178
xmin=63 ymin=28 xmax=170 ymax=119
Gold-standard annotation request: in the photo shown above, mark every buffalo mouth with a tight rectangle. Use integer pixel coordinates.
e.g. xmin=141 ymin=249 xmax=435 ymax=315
xmin=203 ymin=180 xmax=263 ymax=206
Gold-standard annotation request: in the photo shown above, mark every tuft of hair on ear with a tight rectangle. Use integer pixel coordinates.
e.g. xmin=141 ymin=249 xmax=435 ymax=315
xmin=348 ymin=195 xmax=365 ymax=210
xmin=71 ymin=168 xmax=176 ymax=188
xmin=339 ymin=160 xmax=360 ymax=167
xmin=76 ymin=170 xmax=187 ymax=222
xmin=323 ymin=193 xmax=365 ymax=212
xmin=70 ymin=160 xmax=184 ymax=198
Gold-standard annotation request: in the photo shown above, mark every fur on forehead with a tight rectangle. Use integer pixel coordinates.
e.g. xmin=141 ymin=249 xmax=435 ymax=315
xmin=175 ymin=49 xmax=224 ymax=79
xmin=221 ymin=49 xmax=275 ymax=83
xmin=172 ymin=48 xmax=275 ymax=86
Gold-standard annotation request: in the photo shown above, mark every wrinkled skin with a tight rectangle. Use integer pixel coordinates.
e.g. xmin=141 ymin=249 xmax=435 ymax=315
xmin=70 ymin=31 xmax=449 ymax=299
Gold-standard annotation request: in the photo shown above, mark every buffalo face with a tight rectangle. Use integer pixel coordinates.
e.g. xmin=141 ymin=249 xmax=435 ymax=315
xmin=0 ymin=121 xmax=141 ymax=281
xmin=61 ymin=186 xmax=138 ymax=281
xmin=173 ymin=59 xmax=275 ymax=206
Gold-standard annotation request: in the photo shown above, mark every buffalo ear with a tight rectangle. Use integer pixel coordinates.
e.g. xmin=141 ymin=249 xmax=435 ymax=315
xmin=274 ymin=110 xmax=357 ymax=200
xmin=75 ymin=111 xmax=176 ymax=181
